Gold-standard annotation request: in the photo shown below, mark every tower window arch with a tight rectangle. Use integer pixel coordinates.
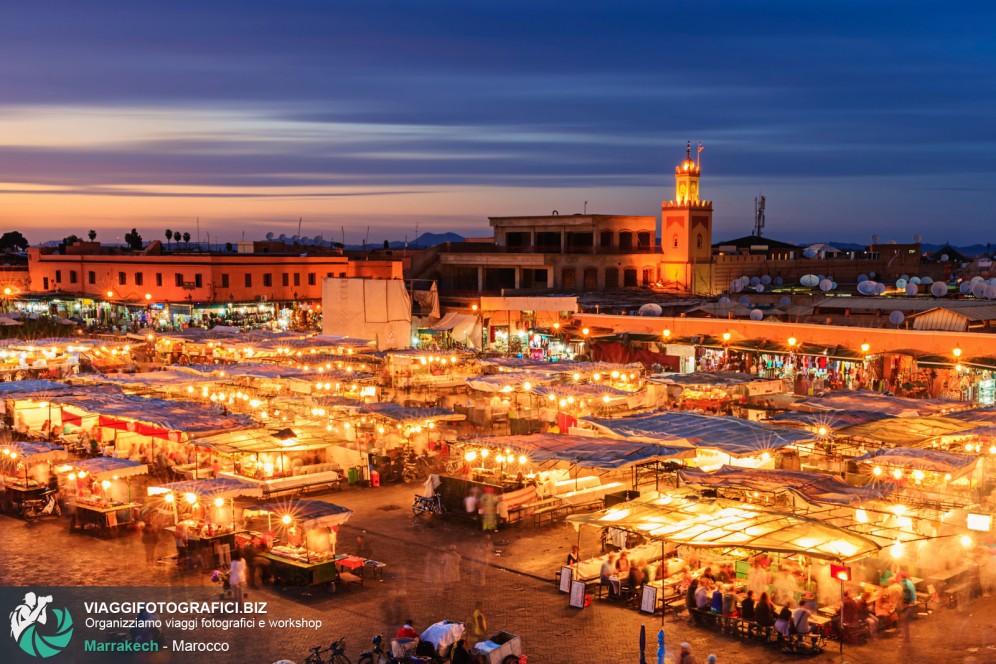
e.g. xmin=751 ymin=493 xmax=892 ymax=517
xmin=672 ymin=235 xmax=679 ymax=249
xmin=696 ymin=234 xmax=703 ymax=249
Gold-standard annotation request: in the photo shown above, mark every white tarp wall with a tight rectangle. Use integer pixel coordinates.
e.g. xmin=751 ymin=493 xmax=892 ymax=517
xmin=322 ymin=278 xmax=413 ymax=351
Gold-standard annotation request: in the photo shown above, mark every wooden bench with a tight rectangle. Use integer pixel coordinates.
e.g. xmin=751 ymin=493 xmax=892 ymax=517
xmin=941 ymin=581 xmax=974 ymax=608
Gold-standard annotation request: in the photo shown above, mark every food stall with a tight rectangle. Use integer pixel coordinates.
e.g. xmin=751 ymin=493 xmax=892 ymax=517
xmin=244 ymin=499 xmax=352 ymax=588
xmin=0 ymin=441 xmax=67 ymax=515
xmin=58 ymin=457 xmax=147 ymax=535
xmin=149 ymin=476 xmax=263 ymax=568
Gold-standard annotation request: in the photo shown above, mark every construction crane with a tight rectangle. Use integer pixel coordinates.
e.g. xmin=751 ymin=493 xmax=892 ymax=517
xmin=753 ymin=194 xmax=766 ymax=238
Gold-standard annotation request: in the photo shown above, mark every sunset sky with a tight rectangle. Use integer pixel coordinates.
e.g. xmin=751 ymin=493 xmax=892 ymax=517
xmin=2 ymin=1 xmax=994 ymax=246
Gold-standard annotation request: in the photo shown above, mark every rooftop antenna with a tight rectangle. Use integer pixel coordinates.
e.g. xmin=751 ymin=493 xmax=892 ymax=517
xmin=753 ymin=194 xmax=766 ymax=238
xmin=298 ymin=217 xmax=303 ymax=242
xmin=584 ymin=200 xmax=588 ymax=214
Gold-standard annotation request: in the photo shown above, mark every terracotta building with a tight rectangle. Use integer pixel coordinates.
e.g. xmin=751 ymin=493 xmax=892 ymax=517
xmin=27 ymin=242 xmax=402 ymax=305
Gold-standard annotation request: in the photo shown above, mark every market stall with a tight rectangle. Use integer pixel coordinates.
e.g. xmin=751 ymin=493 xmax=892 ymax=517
xmin=149 ymin=477 xmax=262 ymax=568
xmin=244 ymin=499 xmax=353 ymax=588
xmin=0 ymin=441 xmax=66 ymax=515
xmin=58 ymin=457 xmax=147 ymax=535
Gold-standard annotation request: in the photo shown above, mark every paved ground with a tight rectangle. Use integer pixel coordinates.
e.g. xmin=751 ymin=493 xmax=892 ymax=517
xmin=3 ymin=482 xmax=996 ymax=663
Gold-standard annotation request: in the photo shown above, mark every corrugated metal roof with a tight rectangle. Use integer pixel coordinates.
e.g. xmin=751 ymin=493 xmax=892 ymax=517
xmin=908 ymin=305 xmax=996 ymax=323
xmin=815 ymin=296 xmax=995 ymax=313
xmin=910 ymin=309 xmax=971 ymax=332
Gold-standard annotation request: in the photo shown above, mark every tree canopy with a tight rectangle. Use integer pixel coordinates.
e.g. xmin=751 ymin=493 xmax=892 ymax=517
xmin=124 ymin=228 xmax=144 ymax=250
xmin=0 ymin=231 xmax=28 ymax=252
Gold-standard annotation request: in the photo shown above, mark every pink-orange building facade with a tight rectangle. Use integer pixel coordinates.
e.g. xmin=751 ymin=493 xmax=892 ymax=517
xmin=27 ymin=245 xmax=403 ymax=304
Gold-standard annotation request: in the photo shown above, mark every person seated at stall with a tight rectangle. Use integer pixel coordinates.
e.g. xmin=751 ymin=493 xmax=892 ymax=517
xmin=616 ymin=551 xmax=631 ymax=576
xmin=755 ymin=592 xmax=776 ymax=631
xmin=628 ymin=560 xmax=646 ymax=591
xmin=791 ymin=602 xmax=812 ymax=637
xmin=710 ymin=583 xmax=724 ymax=614
xmin=774 ymin=599 xmax=794 ymax=639
xmin=695 ymin=578 xmax=712 ymax=611
xmin=641 ymin=559 xmax=656 ymax=584
xmin=842 ymin=589 xmax=877 ymax=639
xmin=566 ymin=545 xmax=579 ymax=567
xmin=875 ymin=581 xmax=899 ymax=629
xmin=685 ymin=576 xmax=700 ymax=622
xmin=600 ymin=553 xmax=618 ymax=597
xmin=700 ymin=566 xmax=715 ymax=582
xmin=857 ymin=590 xmax=879 ymax=638
xmin=722 ymin=584 xmax=738 ymax=616
xmin=740 ymin=590 xmax=756 ymax=621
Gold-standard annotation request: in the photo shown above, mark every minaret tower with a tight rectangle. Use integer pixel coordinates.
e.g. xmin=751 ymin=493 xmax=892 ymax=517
xmin=660 ymin=141 xmax=713 ymax=293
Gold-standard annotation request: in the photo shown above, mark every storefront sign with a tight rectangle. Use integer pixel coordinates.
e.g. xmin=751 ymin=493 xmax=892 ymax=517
xmin=559 ymin=566 xmax=572 ymax=593
xmin=979 ymin=379 xmax=995 ymax=406
xmin=640 ymin=585 xmax=658 ymax=614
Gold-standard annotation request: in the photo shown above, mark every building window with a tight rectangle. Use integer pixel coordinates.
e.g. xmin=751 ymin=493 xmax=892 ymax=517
xmin=600 ymin=231 xmax=613 ymax=248
xmin=672 ymin=235 xmax=679 ymax=249
xmin=69 ymin=270 xmax=78 ymax=284
xmin=642 ymin=268 xmax=653 ymax=285
xmin=308 ymin=273 xmax=316 ymax=286
xmin=263 ymin=273 xmax=272 ymax=287
xmin=637 ymin=232 xmax=651 ymax=248
xmin=326 ymin=272 xmax=333 ymax=278
xmin=55 ymin=270 xmax=62 ymax=283
xmin=604 ymin=268 xmax=619 ymax=288
xmin=119 ymin=272 xmax=127 ymax=286
xmin=175 ymin=273 xmax=183 ymax=287
xmin=88 ymin=271 xmax=96 ymax=284
xmin=43 ymin=277 xmax=49 ymax=290
xmin=293 ymin=273 xmax=300 ymax=287
xmin=156 ymin=273 xmax=163 ymax=287
xmin=221 ymin=274 xmax=229 ymax=288
xmin=282 ymin=273 xmax=289 ymax=287
xmin=624 ymin=268 xmax=638 ymax=287
xmin=696 ymin=234 xmax=703 ymax=249
xmin=619 ymin=232 xmax=633 ymax=250
xmin=194 ymin=274 xmax=202 ymax=288
xmin=245 ymin=274 xmax=252 ymax=288
xmin=561 ymin=267 xmax=576 ymax=289
xmin=583 ymin=268 xmax=597 ymax=290
xmin=135 ymin=273 xmax=143 ymax=286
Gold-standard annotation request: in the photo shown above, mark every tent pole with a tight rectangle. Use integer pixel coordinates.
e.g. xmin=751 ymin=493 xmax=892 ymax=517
xmin=661 ymin=538 xmax=665 ymax=626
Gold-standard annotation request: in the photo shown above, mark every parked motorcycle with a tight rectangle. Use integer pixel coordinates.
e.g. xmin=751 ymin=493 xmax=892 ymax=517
xmin=22 ymin=490 xmax=62 ymax=521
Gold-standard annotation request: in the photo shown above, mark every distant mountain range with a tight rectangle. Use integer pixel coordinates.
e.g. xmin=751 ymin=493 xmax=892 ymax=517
xmin=348 ymin=231 xmax=466 ymax=250
xmin=819 ymin=241 xmax=993 ymax=256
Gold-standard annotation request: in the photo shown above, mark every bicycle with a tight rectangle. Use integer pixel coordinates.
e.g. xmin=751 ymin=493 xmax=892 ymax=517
xmin=411 ymin=494 xmax=446 ymax=520
xmin=303 ymin=637 xmax=352 ymax=664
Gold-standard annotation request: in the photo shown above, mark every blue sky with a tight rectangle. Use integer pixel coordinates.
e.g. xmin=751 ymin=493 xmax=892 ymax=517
xmin=1 ymin=1 xmax=994 ymax=245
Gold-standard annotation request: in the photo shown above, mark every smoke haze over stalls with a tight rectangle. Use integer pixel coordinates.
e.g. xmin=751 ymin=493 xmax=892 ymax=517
xmin=2 ymin=1 xmax=995 ymax=245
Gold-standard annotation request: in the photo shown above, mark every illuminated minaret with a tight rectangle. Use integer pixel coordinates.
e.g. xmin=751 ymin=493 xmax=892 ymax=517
xmin=660 ymin=142 xmax=713 ymax=293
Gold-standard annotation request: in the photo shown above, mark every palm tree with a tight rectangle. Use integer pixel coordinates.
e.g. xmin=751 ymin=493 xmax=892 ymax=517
xmin=87 ymin=230 xmax=97 ymax=241
xmin=182 ymin=232 xmax=191 ymax=249
xmin=165 ymin=229 xmax=173 ymax=250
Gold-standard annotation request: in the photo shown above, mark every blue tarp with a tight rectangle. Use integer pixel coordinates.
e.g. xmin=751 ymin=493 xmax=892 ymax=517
xmin=852 ymin=447 xmax=979 ymax=473
xmin=790 ymin=390 xmax=967 ymax=417
xmin=469 ymin=433 xmax=693 ymax=469
xmin=0 ymin=380 xmax=74 ymax=396
xmin=585 ymin=412 xmax=814 ymax=457
xmin=358 ymin=402 xmax=463 ymax=423
xmin=647 ymin=371 xmax=775 ymax=387
xmin=52 ymin=393 xmax=253 ymax=436
xmin=149 ymin=477 xmax=262 ymax=499
xmin=678 ymin=465 xmax=893 ymax=505
xmin=69 ymin=457 xmax=148 ymax=479
xmin=766 ymin=410 xmax=891 ymax=429
xmin=943 ymin=408 xmax=996 ymax=425
xmin=250 ymin=499 xmax=352 ymax=527
xmin=0 ymin=441 xmax=66 ymax=462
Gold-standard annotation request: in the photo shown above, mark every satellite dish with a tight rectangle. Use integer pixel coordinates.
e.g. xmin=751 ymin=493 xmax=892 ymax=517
xmin=857 ymin=274 xmax=869 ymax=284
xmin=959 ymin=281 xmax=971 ymax=294
xmin=900 ymin=274 xmax=909 ymax=281
xmin=874 ymin=283 xmax=887 ymax=295
xmin=972 ymin=282 xmax=988 ymax=298
xmin=971 ymin=276 xmax=984 ymax=284
xmin=895 ymin=278 xmax=907 ymax=290
xmin=986 ymin=284 xmax=996 ymax=300
xmin=904 ymin=283 xmax=917 ymax=296
xmin=909 ymin=276 xmax=921 ymax=285
xmin=930 ymin=281 xmax=948 ymax=297
xmin=730 ymin=279 xmax=742 ymax=293
xmin=638 ymin=303 xmax=663 ymax=316
xmin=920 ymin=276 xmax=933 ymax=285
xmin=889 ymin=311 xmax=905 ymax=325
xmin=760 ymin=275 xmax=772 ymax=286
xmin=940 ymin=254 xmax=949 ymax=262
xmin=857 ymin=280 xmax=877 ymax=295
xmin=819 ymin=279 xmax=833 ymax=292
xmin=750 ymin=309 xmax=764 ymax=321
xmin=719 ymin=296 xmax=732 ymax=304
xmin=738 ymin=296 xmax=751 ymax=306
xmin=774 ymin=276 xmax=784 ymax=285
xmin=869 ymin=272 xmax=877 ymax=279
xmin=740 ymin=276 xmax=751 ymax=287
xmin=780 ymin=296 xmax=792 ymax=307
xmin=803 ymin=249 xmax=817 ymax=259
xmin=800 ymin=274 xmax=819 ymax=288
xmin=755 ymin=284 xmax=765 ymax=293
xmin=750 ymin=276 xmax=761 ymax=287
